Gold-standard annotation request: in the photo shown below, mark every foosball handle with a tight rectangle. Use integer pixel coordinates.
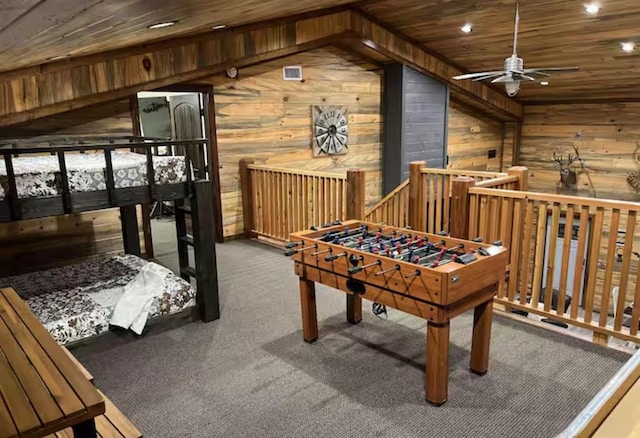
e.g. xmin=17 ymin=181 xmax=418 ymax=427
xmin=285 ymin=241 xmax=302 ymax=249
xmin=284 ymin=249 xmax=298 ymax=256
xmin=472 ymin=237 xmax=484 ymax=243
xmin=325 ymin=252 xmax=346 ymax=262
xmin=437 ymin=230 xmax=448 ymax=236
xmin=492 ymin=240 xmax=503 ymax=246
xmin=348 ymin=266 xmax=364 ymax=274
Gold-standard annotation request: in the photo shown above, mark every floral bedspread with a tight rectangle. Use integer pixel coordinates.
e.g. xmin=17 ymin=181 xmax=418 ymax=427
xmin=0 ymin=255 xmax=195 ymax=345
xmin=0 ymin=151 xmax=186 ymax=200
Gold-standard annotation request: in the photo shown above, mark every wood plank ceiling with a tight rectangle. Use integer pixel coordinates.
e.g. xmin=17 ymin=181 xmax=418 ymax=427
xmin=0 ymin=0 xmax=357 ymax=71
xmin=1 ymin=0 xmax=640 ymax=104
xmin=362 ymin=0 xmax=640 ymax=103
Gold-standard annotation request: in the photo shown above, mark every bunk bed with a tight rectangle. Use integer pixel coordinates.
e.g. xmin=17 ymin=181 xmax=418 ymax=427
xmin=0 ymin=136 xmax=220 ymax=346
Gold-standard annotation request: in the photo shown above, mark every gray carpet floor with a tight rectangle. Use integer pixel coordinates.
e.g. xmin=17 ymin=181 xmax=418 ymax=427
xmin=71 ymin=227 xmax=630 ymax=438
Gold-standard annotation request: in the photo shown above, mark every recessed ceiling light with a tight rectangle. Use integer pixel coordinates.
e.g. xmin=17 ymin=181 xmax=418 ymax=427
xmin=212 ymin=24 xmax=226 ymax=30
xmin=622 ymin=42 xmax=636 ymax=52
xmin=460 ymin=24 xmax=473 ymax=34
xmin=585 ymin=3 xmax=600 ymax=14
xmin=540 ymin=81 xmax=549 ymax=86
xmin=148 ymin=21 xmax=177 ymax=29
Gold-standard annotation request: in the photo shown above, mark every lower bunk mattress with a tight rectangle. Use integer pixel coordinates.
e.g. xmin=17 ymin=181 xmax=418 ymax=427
xmin=0 ymin=255 xmax=195 ymax=345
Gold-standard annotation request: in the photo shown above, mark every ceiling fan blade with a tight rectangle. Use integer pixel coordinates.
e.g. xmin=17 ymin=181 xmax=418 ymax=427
xmin=522 ymin=67 xmax=579 ymax=73
xmin=491 ymin=75 xmax=515 ymax=83
xmin=453 ymin=71 xmax=506 ymax=80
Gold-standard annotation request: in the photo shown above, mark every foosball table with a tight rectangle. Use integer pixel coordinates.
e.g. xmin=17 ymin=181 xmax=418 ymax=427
xmin=285 ymin=220 xmax=508 ymax=405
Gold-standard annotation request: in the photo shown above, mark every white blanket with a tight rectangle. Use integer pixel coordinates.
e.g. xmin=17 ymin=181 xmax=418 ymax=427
xmin=109 ymin=262 xmax=172 ymax=335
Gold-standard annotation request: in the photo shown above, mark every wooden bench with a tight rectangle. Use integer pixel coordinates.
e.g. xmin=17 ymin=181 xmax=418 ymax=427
xmin=63 ymin=346 xmax=93 ymax=383
xmin=47 ymin=391 xmax=142 ymax=438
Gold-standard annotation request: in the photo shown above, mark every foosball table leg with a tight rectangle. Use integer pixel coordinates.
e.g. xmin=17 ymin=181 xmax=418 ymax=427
xmin=299 ymin=278 xmax=319 ymax=343
xmin=346 ymin=293 xmax=362 ymax=325
xmin=425 ymin=321 xmax=450 ymax=406
xmin=470 ymin=297 xmax=493 ymax=375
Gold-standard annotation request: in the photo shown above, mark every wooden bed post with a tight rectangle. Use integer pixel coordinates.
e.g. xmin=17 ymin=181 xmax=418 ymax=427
xmin=120 ymin=205 xmax=142 ymax=256
xmin=192 ymin=180 xmax=220 ymax=322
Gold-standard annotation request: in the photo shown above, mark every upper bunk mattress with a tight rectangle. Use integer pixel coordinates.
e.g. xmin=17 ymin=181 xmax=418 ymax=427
xmin=0 ymin=254 xmax=195 ymax=345
xmin=0 ymin=151 xmax=186 ymax=200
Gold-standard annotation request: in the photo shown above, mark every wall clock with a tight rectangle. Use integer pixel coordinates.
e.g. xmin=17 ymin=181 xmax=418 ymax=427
xmin=312 ymin=105 xmax=349 ymax=157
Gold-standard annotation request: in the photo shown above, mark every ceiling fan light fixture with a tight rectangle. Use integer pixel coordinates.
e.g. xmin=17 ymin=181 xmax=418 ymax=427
xmin=505 ymin=81 xmax=520 ymax=97
xmin=540 ymin=81 xmax=549 ymax=86
xmin=584 ymin=3 xmax=600 ymax=15
xmin=622 ymin=42 xmax=636 ymax=52
xmin=212 ymin=24 xmax=227 ymax=30
xmin=460 ymin=23 xmax=473 ymax=33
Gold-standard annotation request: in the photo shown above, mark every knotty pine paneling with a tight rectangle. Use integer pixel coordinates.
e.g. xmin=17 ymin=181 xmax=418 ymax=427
xmin=0 ymin=99 xmax=145 ymax=276
xmin=196 ymin=47 xmax=382 ymax=237
xmin=447 ymin=106 xmax=504 ymax=172
xmin=520 ymin=103 xmax=640 ymax=201
xmin=519 ymin=102 xmax=640 ymax=315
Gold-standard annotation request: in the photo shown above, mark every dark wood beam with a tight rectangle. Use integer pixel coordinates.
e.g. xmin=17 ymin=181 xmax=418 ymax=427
xmin=0 ymin=9 xmax=523 ymax=127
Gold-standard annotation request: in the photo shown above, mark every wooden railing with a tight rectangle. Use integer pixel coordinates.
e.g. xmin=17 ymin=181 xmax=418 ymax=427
xmin=364 ymin=179 xmax=409 ymax=227
xmin=458 ymin=180 xmax=640 ymax=345
xmin=239 ymin=160 xmax=365 ymax=242
xmin=409 ymin=161 xmax=515 ymax=235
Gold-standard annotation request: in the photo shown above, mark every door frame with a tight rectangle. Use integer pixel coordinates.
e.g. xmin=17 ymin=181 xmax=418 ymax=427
xmin=133 ymin=84 xmax=224 ymax=243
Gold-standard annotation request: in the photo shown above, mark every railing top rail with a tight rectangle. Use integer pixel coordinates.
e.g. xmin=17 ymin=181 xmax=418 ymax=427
xmin=474 ymin=175 xmax=519 ymax=188
xmin=365 ymin=179 xmax=409 ymax=215
xmin=247 ymin=163 xmax=347 ymax=179
xmin=420 ymin=168 xmax=508 ymax=178
xmin=468 ymin=187 xmax=640 ymax=211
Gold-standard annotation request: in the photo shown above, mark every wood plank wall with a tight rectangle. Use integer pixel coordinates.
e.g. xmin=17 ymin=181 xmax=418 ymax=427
xmin=195 ymin=47 xmax=383 ymax=238
xmin=447 ymin=106 xmax=504 ymax=172
xmin=520 ymin=103 xmax=640 ymax=201
xmin=519 ymin=102 xmax=640 ymax=314
xmin=0 ymin=100 xmax=138 ymax=276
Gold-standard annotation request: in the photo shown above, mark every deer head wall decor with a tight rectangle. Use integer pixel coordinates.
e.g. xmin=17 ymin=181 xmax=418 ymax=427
xmin=553 ymin=151 xmax=578 ymax=189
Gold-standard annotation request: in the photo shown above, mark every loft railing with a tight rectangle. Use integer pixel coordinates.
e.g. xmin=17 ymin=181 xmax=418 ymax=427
xmin=364 ymin=179 xmax=409 ymax=227
xmin=239 ymin=159 xmax=365 ymax=242
xmin=449 ymin=170 xmax=640 ymax=346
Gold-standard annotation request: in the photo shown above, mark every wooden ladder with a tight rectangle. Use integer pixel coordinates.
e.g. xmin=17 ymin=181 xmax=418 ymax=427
xmin=174 ymin=180 xmax=221 ymax=322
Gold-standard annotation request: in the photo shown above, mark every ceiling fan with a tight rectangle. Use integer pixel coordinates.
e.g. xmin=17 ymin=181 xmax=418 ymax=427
xmin=452 ymin=0 xmax=579 ymax=96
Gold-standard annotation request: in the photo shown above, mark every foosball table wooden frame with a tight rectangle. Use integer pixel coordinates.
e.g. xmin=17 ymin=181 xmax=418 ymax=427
xmin=286 ymin=220 xmax=508 ymax=405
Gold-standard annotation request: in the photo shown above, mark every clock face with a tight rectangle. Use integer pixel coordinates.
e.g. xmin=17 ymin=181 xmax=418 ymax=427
xmin=312 ymin=106 xmax=348 ymax=156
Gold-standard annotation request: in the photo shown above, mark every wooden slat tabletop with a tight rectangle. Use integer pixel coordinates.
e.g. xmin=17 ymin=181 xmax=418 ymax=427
xmin=0 ymin=287 xmax=105 ymax=438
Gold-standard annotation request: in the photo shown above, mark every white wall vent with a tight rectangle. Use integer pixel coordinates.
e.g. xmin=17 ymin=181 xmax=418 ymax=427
xmin=283 ymin=66 xmax=303 ymax=81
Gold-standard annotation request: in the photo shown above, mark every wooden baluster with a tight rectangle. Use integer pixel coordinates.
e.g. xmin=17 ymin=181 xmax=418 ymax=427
xmin=435 ymin=174 xmax=443 ymax=233
xmin=507 ymin=198 xmax=524 ymax=301
xmin=584 ymin=207 xmax=604 ymax=324
xmin=531 ymin=201 xmax=548 ymax=308
xmin=443 ymin=174 xmax=451 ymax=233
xmin=519 ymin=201 xmax=535 ymax=305
xmin=3 ymin=152 xmax=19 ymax=221
xmin=428 ymin=174 xmax=435 ymax=233
xmin=408 ymin=162 xmax=425 ymax=231
xmin=570 ymin=205 xmax=590 ymax=320
xmin=599 ymin=208 xmax=620 ymax=327
xmin=239 ymin=159 xmax=255 ymax=238
xmin=543 ymin=203 xmax=560 ymax=312
xmin=614 ymin=210 xmax=636 ymax=331
xmin=557 ymin=204 xmax=574 ymax=315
